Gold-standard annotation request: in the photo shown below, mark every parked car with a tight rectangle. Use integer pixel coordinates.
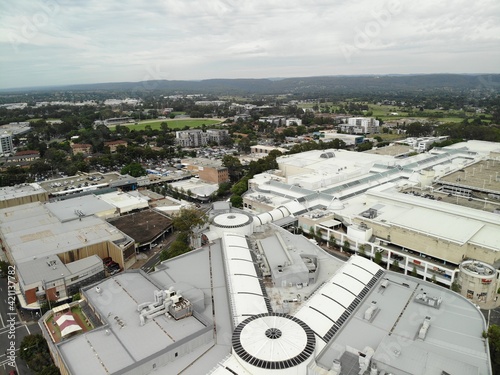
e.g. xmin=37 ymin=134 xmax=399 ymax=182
xmin=109 ymin=267 xmax=121 ymax=276
xmin=107 ymin=261 xmax=119 ymax=270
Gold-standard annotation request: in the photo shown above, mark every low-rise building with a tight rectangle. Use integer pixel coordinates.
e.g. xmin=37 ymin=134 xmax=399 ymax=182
xmin=0 ymin=183 xmax=49 ymax=209
xmin=182 ymin=158 xmax=229 ymax=184
xmin=103 ymin=117 xmax=134 ymax=126
xmin=395 ymin=136 xmax=449 ymax=152
xmin=285 ymin=117 xmax=302 ymax=126
xmin=250 ymin=145 xmax=289 ymax=155
xmin=16 ymin=255 xmax=104 ymax=308
xmin=0 ymin=197 xmax=135 ymax=310
xmin=8 ymin=149 xmax=40 ymax=163
xmin=70 ymin=143 xmax=92 ymax=155
xmin=259 ymin=115 xmax=286 ymax=125
xmin=104 ymin=140 xmax=128 ymax=152
xmin=339 ymin=117 xmax=380 ymax=134
xmin=318 ymin=131 xmax=364 ymax=146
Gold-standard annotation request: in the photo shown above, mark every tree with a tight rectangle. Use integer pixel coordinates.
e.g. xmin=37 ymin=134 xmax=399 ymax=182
xmin=328 ymin=234 xmax=337 ymax=249
xmin=222 ymin=155 xmax=243 ymax=182
xmin=160 ymin=122 xmax=169 ymax=132
xmin=238 ymin=137 xmax=251 ymax=153
xmin=172 ymin=208 xmax=207 ymax=234
xmin=121 ymin=162 xmax=146 ymax=177
xmin=20 ymin=334 xmax=55 ymax=373
xmin=486 ymin=324 xmax=500 ymax=373
xmin=431 ymin=274 xmax=437 ymax=283
xmin=411 ymin=266 xmax=418 ymax=277
xmin=392 ymin=260 xmax=400 ymax=272
xmin=374 ymin=252 xmax=382 ymax=265
xmin=216 ymin=181 xmax=232 ymax=197
xmin=451 ymin=281 xmax=461 ymax=293
xmin=343 ymin=240 xmax=351 ymax=253
xmin=231 ymin=177 xmax=249 ymax=196
xmin=315 ymin=227 xmax=323 ymax=244
xmin=230 ymin=194 xmax=243 ymax=208
xmin=0 ymin=260 xmax=8 ymax=277
xmin=357 ymin=141 xmax=373 ymax=152
xmin=161 ymin=239 xmax=190 ymax=260
xmin=358 ymin=244 xmax=366 ymax=257
xmin=39 ymin=365 xmax=61 ymax=375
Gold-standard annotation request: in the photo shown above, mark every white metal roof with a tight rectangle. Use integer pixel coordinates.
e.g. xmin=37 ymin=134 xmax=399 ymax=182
xmin=222 ymin=233 xmax=269 ymax=326
xmin=0 ymin=182 xmax=46 ymax=200
xmin=329 ymin=273 xmax=365 ymax=295
xmin=295 ymin=256 xmax=383 ymax=341
xmin=98 ymin=191 xmax=149 ymax=212
xmin=317 ymin=284 xmax=356 ymax=309
xmin=343 ymin=265 xmax=375 ymax=284
xmin=350 ymin=255 xmax=383 ymax=275
xmin=45 ymin=194 xmax=116 ymax=222
xmin=469 ymin=224 xmax=500 ymax=251
xmin=389 ymin=206 xmax=484 ymax=245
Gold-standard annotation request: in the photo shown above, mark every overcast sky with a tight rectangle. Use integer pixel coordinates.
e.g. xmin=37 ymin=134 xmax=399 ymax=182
xmin=0 ymin=0 xmax=499 ymax=89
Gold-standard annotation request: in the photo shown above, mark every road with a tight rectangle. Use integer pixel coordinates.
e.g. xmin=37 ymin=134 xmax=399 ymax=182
xmin=0 ymin=277 xmax=40 ymax=375
xmin=320 ymin=245 xmax=351 ymax=262
xmin=141 ymin=234 xmax=178 ymax=273
xmin=482 ymin=306 xmax=500 ymax=328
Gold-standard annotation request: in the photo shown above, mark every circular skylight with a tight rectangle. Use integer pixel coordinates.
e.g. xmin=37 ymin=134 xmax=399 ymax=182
xmin=232 ymin=313 xmax=315 ymax=370
xmin=212 ymin=212 xmax=253 ymax=228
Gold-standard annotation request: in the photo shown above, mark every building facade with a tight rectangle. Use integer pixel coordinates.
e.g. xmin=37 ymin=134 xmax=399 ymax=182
xmin=0 ymin=131 xmax=14 ymax=155
xmin=339 ymin=117 xmax=380 ymax=134
xmin=71 ymin=143 xmax=93 ymax=155
xmin=176 ymin=129 xmax=229 ymax=147
xmin=104 ymin=140 xmax=128 ymax=153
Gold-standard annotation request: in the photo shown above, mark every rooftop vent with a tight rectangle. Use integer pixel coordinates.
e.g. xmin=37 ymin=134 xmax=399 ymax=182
xmin=320 ymin=152 xmax=335 ymax=159
xmin=418 ymin=316 xmax=431 ymax=339
xmin=364 ymin=301 xmax=378 ymax=321
xmin=415 ymin=292 xmax=442 ymax=309
xmin=360 ymin=208 xmax=378 ymax=219
xmin=332 ymin=359 xmax=341 ymax=372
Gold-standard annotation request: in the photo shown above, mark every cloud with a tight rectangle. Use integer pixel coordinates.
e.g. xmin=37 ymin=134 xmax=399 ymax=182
xmin=0 ymin=0 xmax=499 ymax=89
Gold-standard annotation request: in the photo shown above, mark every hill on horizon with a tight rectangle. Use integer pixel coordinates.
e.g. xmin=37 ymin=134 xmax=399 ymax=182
xmin=2 ymin=74 xmax=499 ymax=96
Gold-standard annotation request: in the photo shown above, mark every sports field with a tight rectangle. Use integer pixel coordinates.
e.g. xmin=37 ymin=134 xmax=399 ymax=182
xmin=121 ymin=118 xmax=223 ymax=131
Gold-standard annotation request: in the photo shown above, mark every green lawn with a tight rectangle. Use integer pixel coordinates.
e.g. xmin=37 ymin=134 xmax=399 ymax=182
xmin=436 ymin=117 xmax=466 ymax=123
xmin=121 ymin=118 xmax=223 ymax=131
xmin=377 ymin=133 xmax=406 ymax=141
xmin=369 ymin=104 xmax=404 ymax=117
xmin=71 ymin=306 xmax=93 ymax=330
